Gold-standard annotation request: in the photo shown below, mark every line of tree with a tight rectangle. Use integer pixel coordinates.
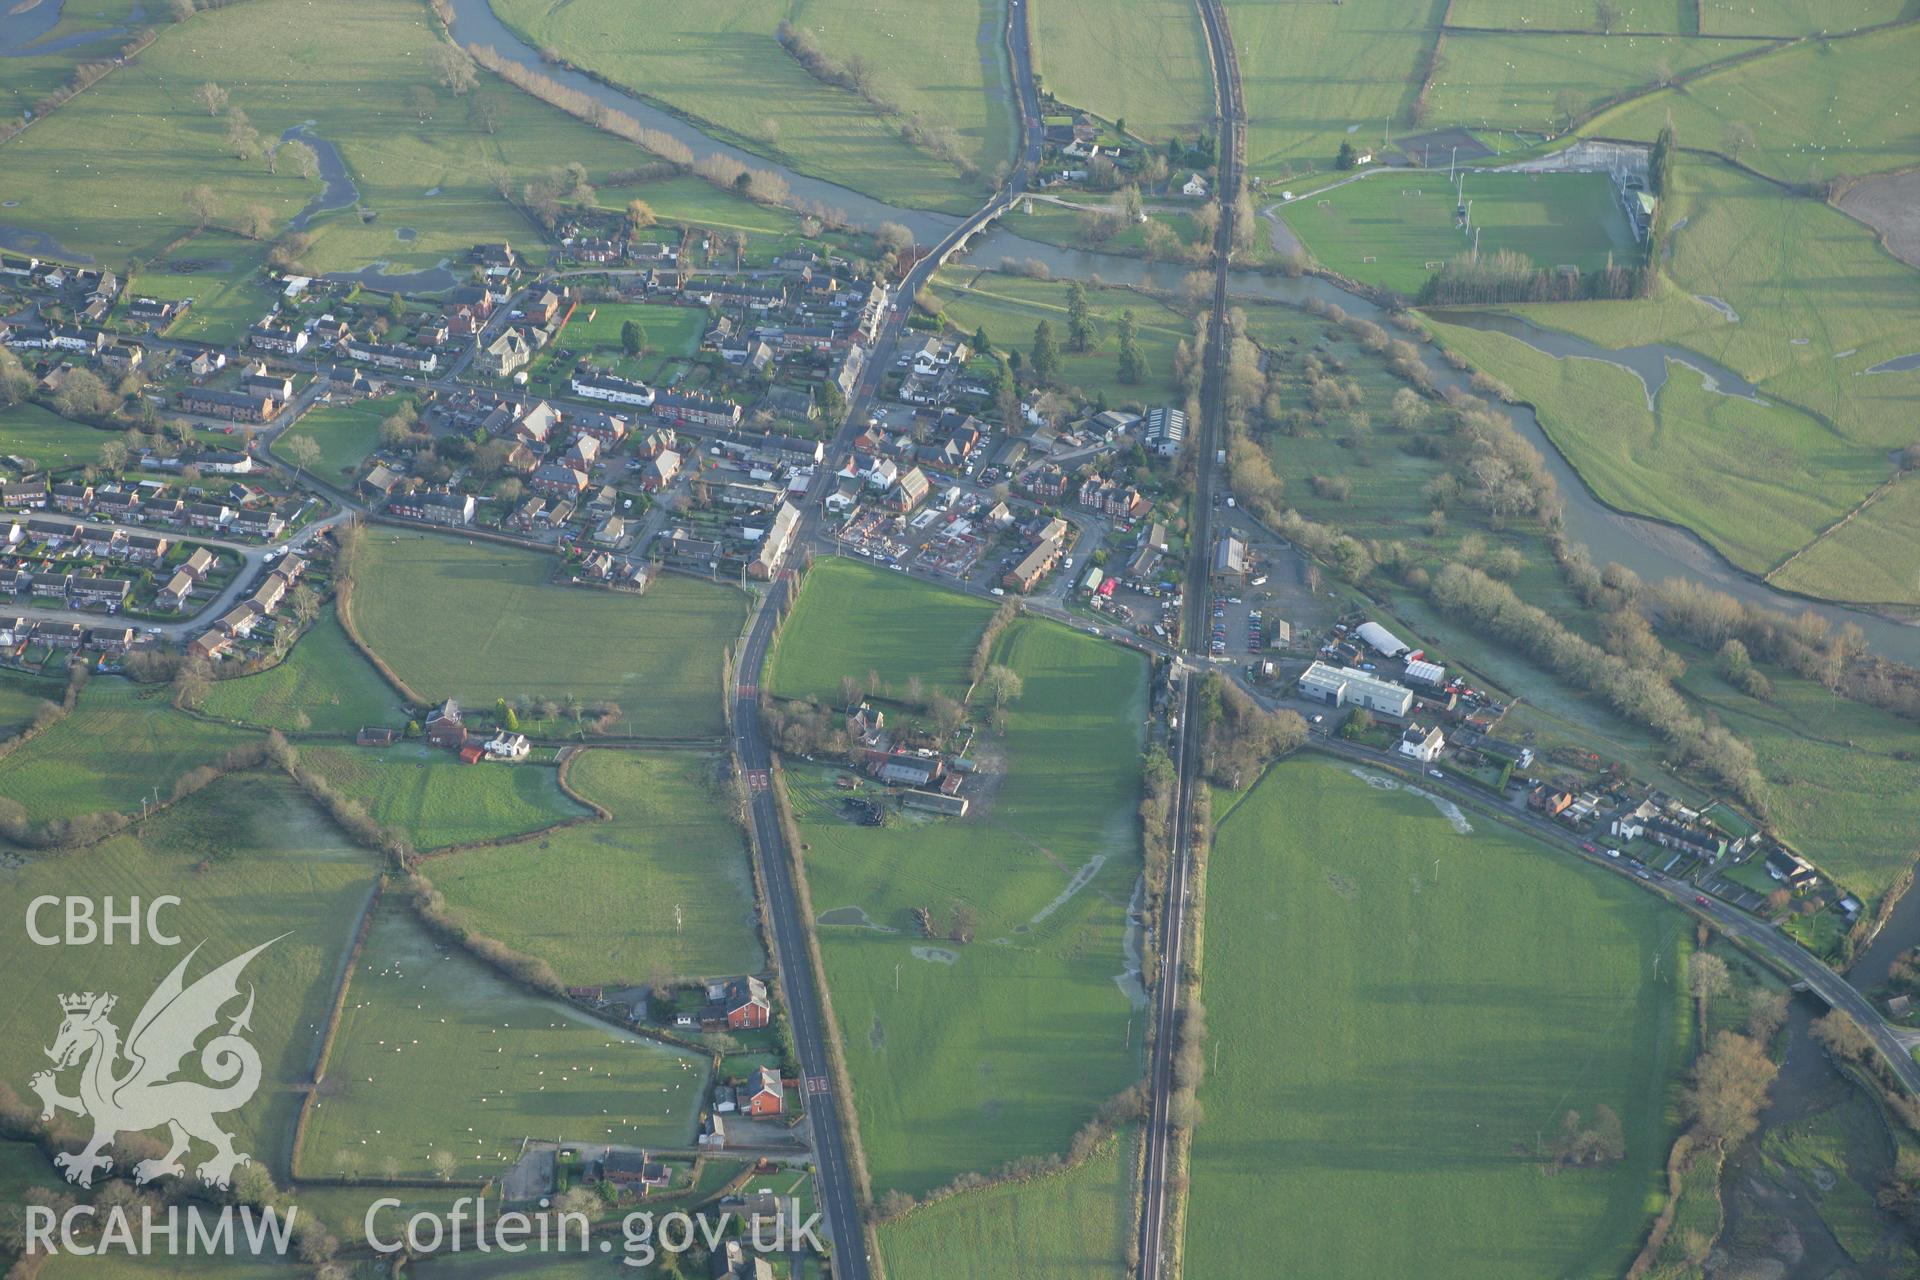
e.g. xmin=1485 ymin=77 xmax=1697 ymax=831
xmin=1417 ymin=248 xmax=1650 ymax=306
xmin=465 ymin=44 xmax=694 ymax=165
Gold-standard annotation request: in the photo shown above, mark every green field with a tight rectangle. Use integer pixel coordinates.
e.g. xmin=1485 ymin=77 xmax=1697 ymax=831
xmin=298 ymin=897 xmax=707 ymax=1180
xmin=303 ymin=742 xmax=588 ymax=850
xmin=348 ymin=530 xmax=747 ymax=737
xmin=0 ymin=669 xmax=65 ymax=736
xmin=1030 ymin=0 xmax=1212 ymax=141
xmin=797 ymin=614 xmax=1148 ymax=1197
xmin=0 ymin=774 xmax=379 ymax=1172
xmin=491 ymin=0 xmax=998 ymax=214
xmin=1676 ymin=651 xmax=1920 ymax=906
xmin=1697 ymin=0 xmax=1905 ymax=35
xmin=1228 ymin=0 xmax=1437 ymax=177
xmin=118 ymin=236 xmax=274 ymax=346
xmin=877 ymin=1130 xmax=1137 ymax=1279
xmin=1424 ymin=31 xmax=1756 ymax=133
xmin=1495 ymin=160 xmax=1920 ymax=512
xmin=277 ymin=394 xmax=411 ymax=483
xmin=768 ymin=556 xmax=998 ymax=704
xmin=1001 ymin=199 xmax=1211 ymax=259
xmin=1584 ymin=25 xmax=1920 ymax=185
xmin=199 ymin=608 xmax=404 ymax=735
xmin=428 ymin=749 xmax=764 ymax=985
xmin=0 ymin=0 xmax=652 ymax=272
xmin=1447 ymin=0 xmax=1690 ymax=29
xmin=1280 ymin=170 xmax=1641 ymax=296
xmin=0 ymin=401 xmax=119 ymax=469
xmin=1424 ymin=319 xmax=1887 ymax=579
xmin=1772 ymin=472 xmax=1920 ymax=607
xmin=0 ymin=680 xmax=251 ymax=824
xmin=927 ymin=266 xmax=1191 ymax=403
xmin=1185 ymin=756 xmax=1691 ymax=1279
xmin=552 ymin=300 xmax=707 ymax=384
xmin=0 ymin=0 xmax=148 ymax=121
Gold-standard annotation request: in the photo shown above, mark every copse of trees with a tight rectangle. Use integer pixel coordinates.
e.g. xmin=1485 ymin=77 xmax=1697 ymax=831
xmin=1196 ymin=673 xmax=1307 ymax=788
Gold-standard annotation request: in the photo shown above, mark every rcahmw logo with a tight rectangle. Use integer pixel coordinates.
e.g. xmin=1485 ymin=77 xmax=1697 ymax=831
xmin=29 ymin=934 xmax=281 ymax=1189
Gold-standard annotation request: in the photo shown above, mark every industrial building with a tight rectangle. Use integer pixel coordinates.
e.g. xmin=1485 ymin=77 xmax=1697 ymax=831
xmin=1298 ymin=661 xmax=1415 ymax=716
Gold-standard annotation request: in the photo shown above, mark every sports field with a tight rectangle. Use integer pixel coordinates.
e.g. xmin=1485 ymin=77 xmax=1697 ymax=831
xmin=491 ymin=0 xmax=997 ymax=214
xmin=1185 ymin=756 xmax=1691 ymax=1280
xmin=1030 ymin=0 xmax=1212 ymax=141
xmin=768 ymin=556 xmax=998 ymax=704
xmin=1424 ymin=31 xmax=1754 ymax=133
xmin=1585 ymin=25 xmax=1920 ymax=185
xmin=276 ymin=394 xmax=411 ymax=483
xmin=0 ymin=680 xmax=251 ymax=824
xmin=302 ymin=743 xmax=588 ymax=850
xmin=199 ymin=609 xmax=404 ymax=735
xmin=0 ymin=401 xmax=119 ymax=469
xmin=428 ymin=749 xmax=764 ymax=985
xmin=877 ymin=1130 xmax=1138 ymax=1279
xmin=926 ymin=267 xmax=1191 ymax=403
xmin=0 ymin=0 xmax=648 ymax=271
xmin=798 ymin=615 xmax=1149 ymax=1197
xmin=298 ymin=897 xmax=707 ymax=1181
xmin=0 ymin=774 xmax=380 ymax=1171
xmin=1280 ymin=170 xmax=1641 ymax=296
xmin=347 ymin=530 xmax=747 ymax=737
xmin=1424 ymin=319 xmax=1887 ymax=578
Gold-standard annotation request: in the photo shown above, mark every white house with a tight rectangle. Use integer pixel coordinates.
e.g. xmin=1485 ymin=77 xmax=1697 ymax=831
xmin=1396 ymin=724 xmax=1445 ymax=764
xmin=483 ymin=731 xmax=532 ymax=761
xmin=1182 ymin=172 xmax=1209 ymax=197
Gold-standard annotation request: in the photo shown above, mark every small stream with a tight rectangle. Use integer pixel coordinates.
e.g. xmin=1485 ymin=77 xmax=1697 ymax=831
xmin=280 ymin=122 xmax=358 ymax=230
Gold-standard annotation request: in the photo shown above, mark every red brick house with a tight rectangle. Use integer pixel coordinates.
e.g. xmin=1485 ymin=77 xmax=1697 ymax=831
xmin=724 ymin=976 xmax=770 ymax=1030
xmin=743 ymin=1066 xmax=783 ymax=1117
xmin=425 ymin=699 xmax=467 ymax=748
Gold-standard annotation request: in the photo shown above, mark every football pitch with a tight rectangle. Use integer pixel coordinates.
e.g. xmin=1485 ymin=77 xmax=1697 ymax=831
xmin=1280 ymin=170 xmax=1641 ymax=296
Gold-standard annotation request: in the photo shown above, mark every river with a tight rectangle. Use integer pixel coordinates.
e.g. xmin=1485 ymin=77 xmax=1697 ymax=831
xmin=0 ymin=0 xmax=143 ymax=58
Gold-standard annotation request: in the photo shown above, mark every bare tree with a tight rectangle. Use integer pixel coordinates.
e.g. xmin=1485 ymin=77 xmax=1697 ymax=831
xmin=284 ymin=433 xmax=322 ymax=479
xmin=193 ymin=81 xmax=228 ymax=116
xmin=431 ymin=42 xmax=478 ymax=95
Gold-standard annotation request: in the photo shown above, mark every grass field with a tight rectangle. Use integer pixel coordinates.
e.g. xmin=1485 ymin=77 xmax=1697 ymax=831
xmin=1280 ymin=170 xmax=1641 ymax=296
xmin=1675 ymin=650 xmax=1920 ymax=906
xmin=768 ymin=556 xmax=998 ymax=705
xmin=1228 ymin=0 xmax=1438 ymax=177
xmin=118 ymin=235 xmax=274 ymax=346
xmin=1423 ymin=319 xmax=1887 ymax=578
xmin=0 ymin=669 xmax=66 ymax=735
xmin=1001 ymin=200 xmax=1210 ymax=259
xmin=491 ymin=0 xmax=996 ymax=215
xmin=0 ymin=0 xmax=652 ymax=272
xmin=0 ymin=0 xmax=148 ymax=118
xmin=797 ymin=614 xmax=1148 ymax=1197
xmin=926 ymin=266 xmax=1192 ymax=404
xmin=1697 ymin=0 xmax=1906 ymax=35
xmin=0 ymin=680 xmax=251 ymax=823
xmin=302 ymin=742 xmax=588 ymax=850
xmin=1424 ymin=31 xmax=1756 ymax=133
xmin=1185 ymin=756 xmax=1691 ymax=1279
xmin=1584 ymin=25 xmax=1920 ymax=185
xmin=1771 ymin=472 xmax=1920 ymax=607
xmin=553 ymin=300 xmax=707 ymax=384
xmin=1030 ymin=0 xmax=1212 ymax=141
xmin=0 ymin=400 xmax=119 ymax=468
xmin=276 ymin=394 xmax=411 ymax=483
xmin=298 ymin=897 xmax=706 ymax=1181
xmin=877 ymin=1130 xmax=1137 ymax=1279
xmin=427 ymin=749 xmax=764 ymax=985
xmin=1499 ymin=159 xmax=1920 ymax=483
xmin=198 ymin=609 xmax=405 ymax=735
xmin=348 ymin=530 xmax=747 ymax=737
xmin=1447 ymin=0 xmax=1691 ymax=29
xmin=0 ymin=774 xmax=379 ymax=1172
xmin=1759 ymin=1085 xmax=1896 ymax=1262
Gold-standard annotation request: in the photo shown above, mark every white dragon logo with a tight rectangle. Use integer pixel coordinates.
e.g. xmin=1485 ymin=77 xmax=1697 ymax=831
xmin=28 ymin=938 xmax=281 ymax=1190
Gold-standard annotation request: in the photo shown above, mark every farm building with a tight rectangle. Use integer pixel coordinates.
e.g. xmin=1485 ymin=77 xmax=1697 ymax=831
xmin=1354 ymin=621 xmax=1410 ymax=658
xmin=904 ymin=789 xmax=969 ymax=817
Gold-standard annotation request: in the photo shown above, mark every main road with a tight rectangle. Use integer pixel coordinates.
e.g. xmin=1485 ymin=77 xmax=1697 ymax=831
xmin=722 ymin=7 xmax=1045 ymax=1276
xmin=1137 ymin=1 xmax=1242 ymax=1276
